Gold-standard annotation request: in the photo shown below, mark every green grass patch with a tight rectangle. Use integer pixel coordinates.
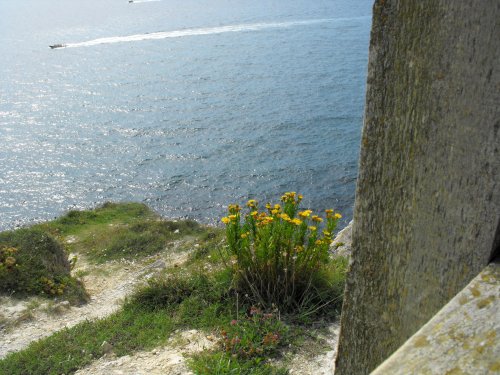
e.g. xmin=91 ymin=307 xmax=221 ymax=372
xmin=35 ymin=202 xmax=155 ymax=236
xmin=87 ymin=219 xmax=202 ymax=262
xmin=0 ymin=307 xmax=175 ymax=375
xmin=189 ymin=352 xmax=289 ymax=375
xmin=35 ymin=202 xmax=205 ymax=263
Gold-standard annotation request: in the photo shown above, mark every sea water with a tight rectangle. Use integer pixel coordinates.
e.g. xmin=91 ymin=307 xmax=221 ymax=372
xmin=0 ymin=0 xmax=372 ymax=230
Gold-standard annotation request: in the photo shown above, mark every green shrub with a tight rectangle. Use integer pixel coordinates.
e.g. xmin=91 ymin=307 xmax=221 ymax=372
xmin=220 ymin=192 xmax=343 ymax=313
xmin=128 ymin=272 xmax=212 ymax=311
xmin=0 ymin=228 xmax=88 ymax=304
xmin=127 ymin=267 xmax=232 ymax=310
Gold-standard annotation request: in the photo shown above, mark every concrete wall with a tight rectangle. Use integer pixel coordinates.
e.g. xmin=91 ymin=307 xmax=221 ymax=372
xmin=371 ymin=261 xmax=499 ymax=375
xmin=334 ymin=1 xmax=500 ymax=374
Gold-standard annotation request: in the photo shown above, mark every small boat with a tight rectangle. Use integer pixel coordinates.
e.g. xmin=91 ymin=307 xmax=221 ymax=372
xmin=49 ymin=44 xmax=66 ymax=49
xmin=129 ymin=0 xmax=134 ymax=3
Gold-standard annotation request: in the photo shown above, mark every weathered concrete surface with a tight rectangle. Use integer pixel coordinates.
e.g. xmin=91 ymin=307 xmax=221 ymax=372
xmin=371 ymin=261 xmax=500 ymax=375
xmin=335 ymin=1 xmax=500 ymax=374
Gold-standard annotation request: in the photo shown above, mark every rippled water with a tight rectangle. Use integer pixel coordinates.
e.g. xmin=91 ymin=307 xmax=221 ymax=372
xmin=0 ymin=0 xmax=372 ymax=230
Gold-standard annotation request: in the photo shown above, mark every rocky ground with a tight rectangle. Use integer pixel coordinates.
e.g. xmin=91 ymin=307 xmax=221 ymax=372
xmin=75 ymin=329 xmax=215 ymax=375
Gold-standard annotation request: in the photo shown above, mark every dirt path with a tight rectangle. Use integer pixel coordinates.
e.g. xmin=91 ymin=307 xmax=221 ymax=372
xmin=286 ymin=323 xmax=340 ymax=374
xmin=0 ymin=249 xmax=188 ymax=359
xmin=72 ymin=323 xmax=341 ymax=375
xmin=75 ymin=329 xmax=214 ymax=375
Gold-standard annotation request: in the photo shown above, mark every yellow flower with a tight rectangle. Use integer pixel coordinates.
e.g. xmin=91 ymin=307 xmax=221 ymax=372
xmin=312 ymin=215 xmax=323 ymax=223
xmin=315 ymin=239 xmax=323 ymax=246
xmin=241 ymin=232 xmax=249 ymax=239
xmin=334 ymin=213 xmax=342 ymax=219
xmin=228 ymin=214 xmax=238 ymax=221
xmin=281 ymin=192 xmax=297 ymax=203
xmin=308 ymin=226 xmax=317 ymax=231
xmin=246 ymin=199 xmax=257 ymax=208
xmin=271 ymin=209 xmax=280 ymax=215
xmin=298 ymin=210 xmax=312 ymax=218
xmin=258 ymin=214 xmax=273 ymax=222
xmin=4 ymin=256 xmax=16 ymax=267
xmin=298 ymin=194 xmax=303 ymax=201
xmin=250 ymin=211 xmax=258 ymax=217
xmin=221 ymin=217 xmax=230 ymax=224
xmin=265 ymin=202 xmax=272 ymax=210
xmin=274 ymin=204 xmax=281 ymax=211
xmin=279 ymin=213 xmax=291 ymax=221
xmin=291 ymin=218 xmax=303 ymax=226
xmin=257 ymin=216 xmax=273 ymax=227
xmin=325 ymin=209 xmax=333 ymax=214
xmin=323 ymin=231 xmax=331 ymax=237
xmin=228 ymin=204 xmax=241 ymax=213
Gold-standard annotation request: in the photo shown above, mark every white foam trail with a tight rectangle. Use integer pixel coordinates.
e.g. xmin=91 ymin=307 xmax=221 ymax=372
xmin=63 ymin=17 xmax=369 ymax=48
xmin=130 ymin=0 xmax=161 ymax=3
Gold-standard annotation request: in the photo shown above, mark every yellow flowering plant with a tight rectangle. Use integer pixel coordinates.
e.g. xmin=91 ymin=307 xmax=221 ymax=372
xmin=221 ymin=192 xmax=342 ymax=312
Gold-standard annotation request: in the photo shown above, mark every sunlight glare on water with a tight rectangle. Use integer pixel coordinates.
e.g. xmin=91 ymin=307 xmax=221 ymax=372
xmin=0 ymin=0 xmax=372 ymax=230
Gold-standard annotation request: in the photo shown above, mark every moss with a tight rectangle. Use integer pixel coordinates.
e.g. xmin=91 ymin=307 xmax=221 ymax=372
xmin=489 ymin=361 xmax=500 ymax=372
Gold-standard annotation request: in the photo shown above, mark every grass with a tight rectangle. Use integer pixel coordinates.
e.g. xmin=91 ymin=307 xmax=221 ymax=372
xmin=35 ymin=202 xmax=204 ymax=263
xmin=0 ymin=202 xmax=348 ymax=375
xmin=34 ymin=202 xmax=156 ymax=236
xmin=0 ymin=308 xmax=176 ymax=375
xmin=189 ymin=352 xmax=289 ymax=375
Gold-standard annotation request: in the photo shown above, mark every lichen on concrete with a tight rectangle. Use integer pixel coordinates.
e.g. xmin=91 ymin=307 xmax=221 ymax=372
xmin=371 ymin=262 xmax=500 ymax=374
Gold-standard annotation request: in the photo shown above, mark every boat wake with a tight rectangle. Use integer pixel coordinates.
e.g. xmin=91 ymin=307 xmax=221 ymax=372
xmin=129 ymin=0 xmax=161 ymax=3
xmin=52 ymin=17 xmax=368 ymax=49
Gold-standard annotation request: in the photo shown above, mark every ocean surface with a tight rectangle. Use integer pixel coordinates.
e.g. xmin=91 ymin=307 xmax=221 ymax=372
xmin=0 ymin=0 xmax=372 ymax=230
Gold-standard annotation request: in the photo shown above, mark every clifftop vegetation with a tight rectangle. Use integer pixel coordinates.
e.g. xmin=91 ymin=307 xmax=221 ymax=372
xmin=0 ymin=199 xmax=347 ymax=374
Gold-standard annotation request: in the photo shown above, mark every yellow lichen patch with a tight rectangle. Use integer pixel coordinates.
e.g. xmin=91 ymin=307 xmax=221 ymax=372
xmin=481 ymin=273 xmax=493 ymax=283
xmin=486 ymin=330 xmax=497 ymax=340
xmin=483 ymin=330 xmax=497 ymax=347
xmin=444 ymin=367 xmax=466 ymax=375
xmin=476 ymin=295 xmax=495 ymax=309
xmin=475 ymin=345 xmax=486 ymax=355
xmin=413 ymin=335 xmax=430 ymax=348
xmin=431 ymin=322 xmax=443 ymax=333
xmin=472 ymin=329 xmax=497 ymax=357
xmin=469 ymin=284 xmax=481 ymax=297
xmin=489 ymin=361 xmax=500 ymax=372
xmin=458 ymin=295 xmax=469 ymax=305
